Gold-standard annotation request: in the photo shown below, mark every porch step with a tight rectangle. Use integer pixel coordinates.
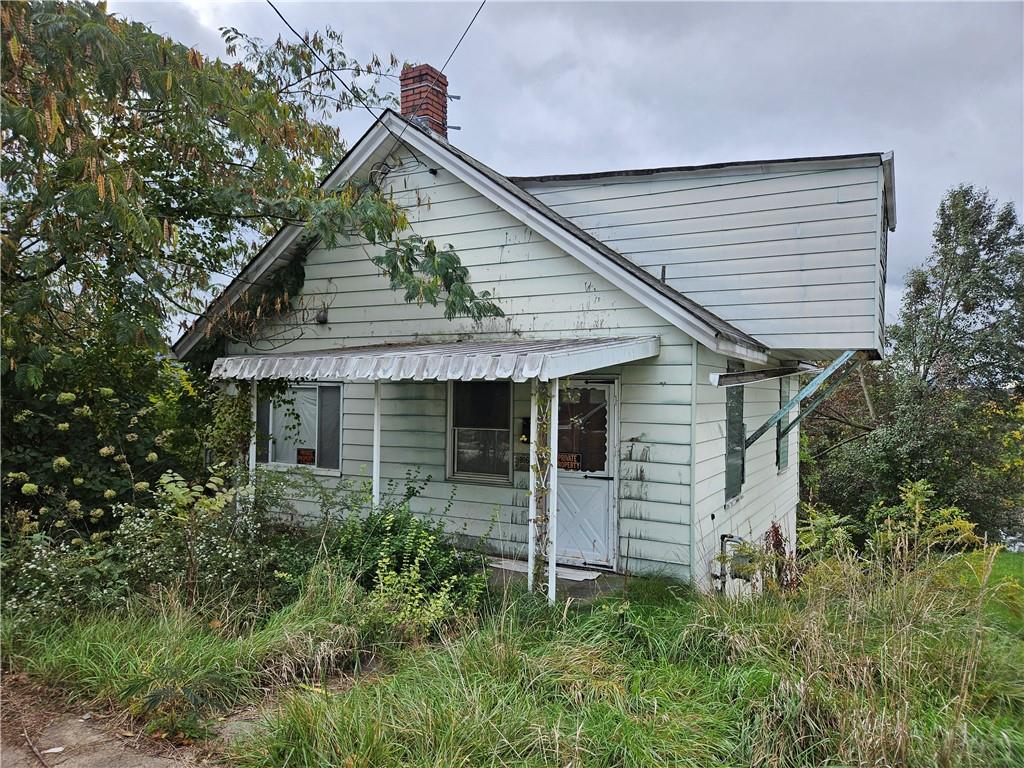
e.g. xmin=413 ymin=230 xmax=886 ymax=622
xmin=487 ymin=557 xmax=603 ymax=582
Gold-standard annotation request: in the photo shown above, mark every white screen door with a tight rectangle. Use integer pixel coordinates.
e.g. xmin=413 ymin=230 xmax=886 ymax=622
xmin=555 ymin=382 xmax=615 ymax=567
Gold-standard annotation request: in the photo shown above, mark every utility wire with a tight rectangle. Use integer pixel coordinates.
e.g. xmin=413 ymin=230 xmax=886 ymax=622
xmin=267 ymin=0 xmax=486 ymax=169
xmin=383 ymin=0 xmax=486 ymax=157
xmin=265 ymin=0 xmax=393 ymax=131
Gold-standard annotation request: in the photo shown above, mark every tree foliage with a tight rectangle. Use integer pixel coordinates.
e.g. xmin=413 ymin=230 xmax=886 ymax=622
xmin=1 ymin=1 xmax=501 ymax=532
xmin=890 ymin=184 xmax=1024 ymax=392
xmin=1 ymin=0 xmax=500 ymax=364
xmin=805 ymin=185 xmax=1024 ymax=536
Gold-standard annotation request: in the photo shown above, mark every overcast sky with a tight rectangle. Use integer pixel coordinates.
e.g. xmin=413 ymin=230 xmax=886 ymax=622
xmin=111 ymin=1 xmax=1023 ymax=318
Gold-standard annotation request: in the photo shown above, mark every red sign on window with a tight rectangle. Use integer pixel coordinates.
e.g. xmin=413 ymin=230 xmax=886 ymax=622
xmin=296 ymin=448 xmax=316 ymax=466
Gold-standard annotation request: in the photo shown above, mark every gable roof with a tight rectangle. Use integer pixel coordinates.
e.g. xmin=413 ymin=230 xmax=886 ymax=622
xmin=172 ymin=110 xmax=768 ymax=363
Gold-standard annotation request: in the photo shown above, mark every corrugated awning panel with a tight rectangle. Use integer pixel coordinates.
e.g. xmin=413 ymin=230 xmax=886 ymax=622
xmin=210 ymin=336 xmax=660 ymax=383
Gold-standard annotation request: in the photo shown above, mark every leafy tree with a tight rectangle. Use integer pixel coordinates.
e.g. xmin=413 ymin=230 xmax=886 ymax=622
xmin=805 ymin=185 xmax=1024 ymax=537
xmin=890 ymin=184 xmax=1023 ymax=392
xmin=1 ymin=2 xmax=500 ymax=532
xmin=2 ymin=1 xmax=499 ymax=368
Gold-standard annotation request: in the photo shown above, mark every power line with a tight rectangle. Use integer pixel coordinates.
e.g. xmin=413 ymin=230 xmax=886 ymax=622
xmin=266 ymin=0 xmax=435 ymax=187
xmin=384 ymin=0 xmax=486 ymax=155
xmin=266 ymin=0 xmax=487 ymax=170
xmin=265 ymin=0 xmax=393 ymax=133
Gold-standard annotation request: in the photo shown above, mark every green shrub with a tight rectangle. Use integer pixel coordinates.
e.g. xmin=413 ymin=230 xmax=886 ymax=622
xmin=3 ymin=464 xmax=487 ymax=622
xmin=322 ymin=502 xmax=487 ymax=615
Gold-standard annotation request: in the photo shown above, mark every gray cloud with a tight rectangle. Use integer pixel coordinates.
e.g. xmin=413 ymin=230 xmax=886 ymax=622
xmin=111 ymin=1 xmax=1024 ymax=321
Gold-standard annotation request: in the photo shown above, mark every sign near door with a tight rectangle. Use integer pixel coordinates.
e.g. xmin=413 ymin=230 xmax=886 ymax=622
xmin=557 ymin=453 xmax=582 ymax=470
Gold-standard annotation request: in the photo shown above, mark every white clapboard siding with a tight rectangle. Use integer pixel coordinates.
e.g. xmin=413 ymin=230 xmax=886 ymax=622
xmin=689 ymin=346 xmax=800 ymax=590
xmin=518 ymin=160 xmax=887 ymax=357
xmin=231 ymin=150 xmax=696 ymax=578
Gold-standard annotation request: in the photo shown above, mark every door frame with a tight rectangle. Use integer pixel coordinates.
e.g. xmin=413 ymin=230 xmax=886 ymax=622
xmin=557 ymin=376 xmax=619 ymax=570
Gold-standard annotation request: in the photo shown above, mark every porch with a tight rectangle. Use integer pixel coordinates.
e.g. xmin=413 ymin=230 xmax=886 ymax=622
xmin=210 ymin=336 xmax=662 ymax=602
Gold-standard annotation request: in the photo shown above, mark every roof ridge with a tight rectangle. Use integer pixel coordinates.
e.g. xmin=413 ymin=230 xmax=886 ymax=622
xmin=508 ymin=152 xmax=886 ymax=184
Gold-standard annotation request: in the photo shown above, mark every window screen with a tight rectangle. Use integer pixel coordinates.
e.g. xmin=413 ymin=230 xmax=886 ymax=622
xmin=777 ymin=377 xmax=790 ymax=471
xmin=271 ymin=387 xmax=318 ymax=465
xmin=725 ymin=361 xmax=745 ymax=502
xmin=257 ymin=384 xmax=341 ymax=470
xmin=317 ymin=385 xmax=341 ymax=470
xmin=450 ymin=381 xmax=511 ymax=480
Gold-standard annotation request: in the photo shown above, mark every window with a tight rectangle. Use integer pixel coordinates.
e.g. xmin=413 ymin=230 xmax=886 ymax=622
xmin=777 ymin=377 xmax=790 ymax=471
xmin=557 ymin=386 xmax=609 ymax=473
xmin=256 ymin=383 xmax=341 ymax=470
xmin=725 ymin=361 xmax=745 ymax=502
xmin=448 ymin=381 xmax=512 ymax=482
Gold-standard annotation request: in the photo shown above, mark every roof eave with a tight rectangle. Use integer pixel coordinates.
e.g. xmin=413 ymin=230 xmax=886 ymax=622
xmin=171 ymin=117 xmax=395 ymax=360
xmin=881 ymin=151 xmax=897 ymax=231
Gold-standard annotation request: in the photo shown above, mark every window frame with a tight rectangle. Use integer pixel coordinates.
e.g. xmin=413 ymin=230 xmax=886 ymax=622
xmin=776 ymin=377 xmax=791 ymax=472
xmin=724 ymin=360 xmax=746 ymax=503
xmin=257 ymin=382 xmax=343 ymax=473
xmin=446 ymin=380 xmax=514 ymax=485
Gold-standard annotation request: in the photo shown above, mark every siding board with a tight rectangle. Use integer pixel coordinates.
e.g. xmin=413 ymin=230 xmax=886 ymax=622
xmin=520 ymin=163 xmax=886 ymax=356
xmin=235 ymin=149 xmax=695 ymax=579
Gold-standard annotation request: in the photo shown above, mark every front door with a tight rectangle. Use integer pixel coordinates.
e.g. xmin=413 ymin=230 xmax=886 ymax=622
xmin=556 ymin=382 xmax=615 ymax=568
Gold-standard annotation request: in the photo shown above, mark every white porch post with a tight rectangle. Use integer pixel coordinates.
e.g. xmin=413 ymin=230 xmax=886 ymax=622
xmin=547 ymin=377 xmax=559 ymax=604
xmin=248 ymin=381 xmax=257 ymax=477
xmin=372 ymin=379 xmax=381 ymax=507
xmin=527 ymin=379 xmax=539 ymax=592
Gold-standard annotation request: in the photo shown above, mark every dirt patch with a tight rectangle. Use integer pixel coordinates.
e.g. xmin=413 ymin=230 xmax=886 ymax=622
xmin=1 ymin=668 xmax=377 ymax=767
xmin=1 ymin=673 xmax=213 ymax=768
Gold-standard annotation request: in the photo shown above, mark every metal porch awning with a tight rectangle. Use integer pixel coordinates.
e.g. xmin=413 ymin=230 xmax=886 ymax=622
xmin=211 ymin=336 xmax=661 ymax=383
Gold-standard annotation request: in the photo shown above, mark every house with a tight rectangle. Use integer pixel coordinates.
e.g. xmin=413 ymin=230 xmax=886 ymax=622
xmin=174 ymin=63 xmax=895 ymax=596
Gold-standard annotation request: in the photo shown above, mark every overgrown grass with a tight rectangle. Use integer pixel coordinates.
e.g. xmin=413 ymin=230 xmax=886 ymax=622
xmin=228 ymin=552 xmax=1024 ymax=768
xmin=1 ymin=562 xmax=467 ymax=738
xmin=4 ymin=539 xmax=1022 ymax=764
xmin=0 ymin=569 xmax=368 ymax=737
xmin=982 ymin=550 xmax=1024 ymax=636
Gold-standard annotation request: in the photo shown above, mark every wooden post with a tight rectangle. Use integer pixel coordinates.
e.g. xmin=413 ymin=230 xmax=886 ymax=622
xmin=547 ymin=377 xmax=559 ymax=604
xmin=527 ymin=379 xmax=539 ymax=592
xmin=372 ymin=379 xmax=381 ymax=507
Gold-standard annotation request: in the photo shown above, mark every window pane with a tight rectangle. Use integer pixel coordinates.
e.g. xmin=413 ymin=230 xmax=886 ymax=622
xmin=453 ymin=381 xmax=510 ymax=429
xmin=777 ymin=378 xmax=790 ymax=470
xmin=558 ymin=387 xmax=608 ymax=473
xmin=272 ymin=387 xmax=317 ymax=465
xmin=725 ymin=361 xmax=745 ymax=501
xmin=317 ymin=385 xmax=341 ymax=470
xmin=454 ymin=428 xmax=510 ymax=476
xmin=256 ymin=391 xmax=271 ymax=464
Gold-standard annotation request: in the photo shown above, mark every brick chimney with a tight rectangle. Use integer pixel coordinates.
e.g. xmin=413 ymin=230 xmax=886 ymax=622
xmin=400 ymin=63 xmax=448 ymax=138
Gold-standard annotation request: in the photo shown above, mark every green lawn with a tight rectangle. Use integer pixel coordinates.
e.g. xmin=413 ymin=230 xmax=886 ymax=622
xmin=987 ymin=550 xmax=1024 ymax=635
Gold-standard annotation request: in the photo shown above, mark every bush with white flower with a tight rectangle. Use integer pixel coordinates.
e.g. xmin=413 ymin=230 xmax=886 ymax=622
xmin=2 ymin=339 xmax=206 ymax=538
